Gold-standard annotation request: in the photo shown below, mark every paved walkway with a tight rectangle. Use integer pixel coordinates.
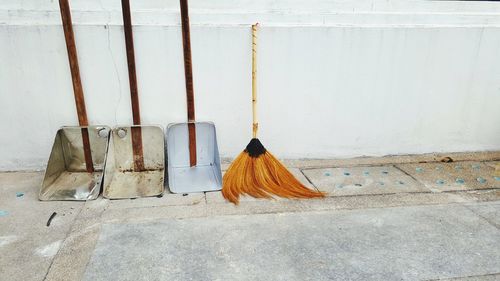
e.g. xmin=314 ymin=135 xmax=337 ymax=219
xmin=0 ymin=156 xmax=499 ymax=281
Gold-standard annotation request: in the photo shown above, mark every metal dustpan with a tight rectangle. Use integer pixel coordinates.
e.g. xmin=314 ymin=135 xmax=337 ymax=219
xmin=40 ymin=0 xmax=110 ymax=201
xmin=102 ymin=0 xmax=164 ymax=199
xmin=103 ymin=125 xmax=164 ymax=199
xmin=167 ymin=122 xmax=222 ymax=193
xmin=40 ymin=126 xmax=110 ymax=200
xmin=166 ymin=0 xmax=222 ymax=193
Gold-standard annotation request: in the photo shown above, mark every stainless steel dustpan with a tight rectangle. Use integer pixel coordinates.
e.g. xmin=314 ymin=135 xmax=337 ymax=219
xmin=40 ymin=0 xmax=109 ymax=201
xmin=103 ymin=125 xmax=164 ymax=199
xmin=102 ymin=1 xmax=165 ymax=199
xmin=40 ymin=126 xmax=110 ymax=201
xmin=166 ymin=122 xmax=222 ymax=193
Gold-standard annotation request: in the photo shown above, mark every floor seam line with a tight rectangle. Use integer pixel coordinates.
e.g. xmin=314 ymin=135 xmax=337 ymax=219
xmin=42 ymin=203 xmax=85 ymax=281
xmin=462 ymin=204 xmax=500 ymax=230
xmin=425 ymin=272 xmax=500 ymax=280
xmin=299 ymin=168 xmax=320 ymax=192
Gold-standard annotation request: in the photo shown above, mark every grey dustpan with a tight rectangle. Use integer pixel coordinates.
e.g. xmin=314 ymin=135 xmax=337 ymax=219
xmin=166 ymin=0 xmax=222 ymax=193
xmin=40 ymin=0 xmax=110 ymax=201
xmin=167 ymin=122 xmax=222 ymax=193
xmin=102 ymin=0 xmax=164 ymax=199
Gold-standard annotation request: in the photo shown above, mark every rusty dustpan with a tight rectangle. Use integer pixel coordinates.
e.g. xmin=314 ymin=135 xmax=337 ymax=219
xmin=40 ymin=0 xmax=110 ymax=201
xmin=102 ymin=0 xmax=164 ymax=199
xmin=166 ymin=0 xmax=222 ymax=193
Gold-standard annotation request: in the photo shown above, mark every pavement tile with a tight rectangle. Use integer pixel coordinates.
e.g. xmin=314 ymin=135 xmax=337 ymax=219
xmin=484 ymin=161 xmax=499 ymax=169
xmin=484 ymin=161 xmax=500 ymax=178
xmin=83 ymin=203 xmax=500 ymax=281
xmin=44 ymin=199 xmax=109 ymax=281
xmin=0 ymin=172 xmax=83 ymax=281
xmin=302 ymin=165 xmax=427 ymax=196
xmin=397 ymin=161 xmax=500 ymax=192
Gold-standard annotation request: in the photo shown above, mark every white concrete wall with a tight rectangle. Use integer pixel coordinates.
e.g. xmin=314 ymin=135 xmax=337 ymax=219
xmin=1 ymin=0 xmax=500 ymax=170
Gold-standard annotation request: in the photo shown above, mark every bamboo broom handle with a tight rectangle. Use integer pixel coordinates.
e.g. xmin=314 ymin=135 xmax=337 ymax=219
xmin=252 ymin=24 xmax=258 ymax=138
xmin=59 ymin=0 xmax=94 ymax=173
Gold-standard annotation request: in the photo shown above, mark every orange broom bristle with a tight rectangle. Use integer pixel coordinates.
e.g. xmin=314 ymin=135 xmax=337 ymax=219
xmin=222 ymin=139 xmax=326 ymax=204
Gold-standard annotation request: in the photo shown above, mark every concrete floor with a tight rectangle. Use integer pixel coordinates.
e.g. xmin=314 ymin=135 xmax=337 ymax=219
xmin=0 ymin=154 xmax=499 ymax=281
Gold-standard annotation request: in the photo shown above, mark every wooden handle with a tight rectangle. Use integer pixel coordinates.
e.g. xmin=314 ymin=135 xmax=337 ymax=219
xmin=59 ymin=0 xmax=94 ymax=173
xmin=121 ymin=0 xmax=144 ymax=171
xmin=180 ymin=0 xmax=197 ymax=166
xmin=252 ymin=24 xmax=258 ymax=138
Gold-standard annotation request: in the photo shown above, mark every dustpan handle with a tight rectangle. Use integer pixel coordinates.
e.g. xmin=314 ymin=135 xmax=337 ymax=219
xmin=59 ymin=0 xmax=94 ymax=173
xmin=180 ymin=0 xmax=195 ymax=122
xmin=121 ymin=0 xmax=145 ymax=171
xmin=121 ymin=0 xmax=141 ymax=126
xmin=180 ymin=0 xmax=197 ymax=166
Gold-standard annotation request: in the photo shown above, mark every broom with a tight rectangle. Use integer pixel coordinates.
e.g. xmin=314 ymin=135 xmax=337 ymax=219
xmin=222 ymin=24 xmax=326 ymax=204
